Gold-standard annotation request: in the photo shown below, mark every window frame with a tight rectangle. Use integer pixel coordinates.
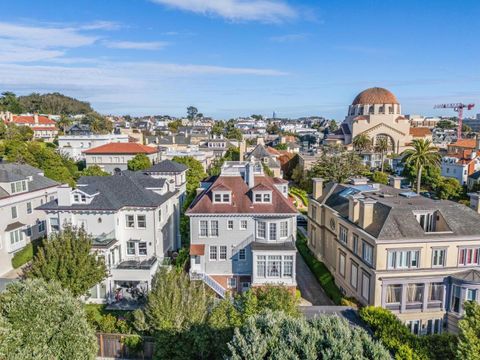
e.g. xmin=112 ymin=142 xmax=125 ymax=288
xmin=219 ymin=245 xmax=227 ymax=260
xmin=209 ymin=245 xmax=218 ymax=261
xmin=125 ymin=214 xmax=135 ymax=228
xmin=137 ymin=215 xmax=147 ymax=229
xmin=227 ymin=220 xmax=234 ymax=230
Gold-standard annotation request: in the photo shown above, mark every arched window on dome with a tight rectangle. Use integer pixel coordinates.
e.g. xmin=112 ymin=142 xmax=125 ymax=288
xmin=359 ymin=106 xmax=364 ymax=115
xmin=369 ymin=106 xmax=374 ymax=114
xmin=379 ymin=105 xmax=385 ymax=114
xmin=388 ymin=106 xmax=394 ymax=114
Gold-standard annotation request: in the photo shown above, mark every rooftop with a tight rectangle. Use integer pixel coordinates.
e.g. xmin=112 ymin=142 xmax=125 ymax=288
xmin=144 ymin=159 xmax=187 ymax=173
xmin=83 ymin=142 xmax=158 ymax=155
xmin=352 ymin=87 xmax=399 ymax=105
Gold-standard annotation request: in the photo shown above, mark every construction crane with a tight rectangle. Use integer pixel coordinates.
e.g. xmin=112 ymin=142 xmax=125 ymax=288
xmin=434 ymin=103 xmax=475 ymax=139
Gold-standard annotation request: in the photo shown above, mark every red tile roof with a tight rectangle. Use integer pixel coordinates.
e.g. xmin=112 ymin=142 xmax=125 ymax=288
xmin=266 ymin=146 xmax=281 ymax=156
xmin=31 ymin=126 xmax=58 ymax=131
xmin=83 ymin=142 xmax=158 ymax=155
xmin=409 ymin=127 xmax=432 ymax=137
xmin=449 ymin=139 xmax=476 ymax=149
xmin=12 ymin=115 xmax=56 ymax=125
xmin=187 ymin=175 xmax=297 ymax=215
xmin=190 ymin=244 xmax=205 ymax=256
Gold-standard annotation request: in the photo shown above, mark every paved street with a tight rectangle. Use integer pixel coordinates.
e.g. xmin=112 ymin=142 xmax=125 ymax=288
xmin=296 ymin=252 xmax=334 ymax=306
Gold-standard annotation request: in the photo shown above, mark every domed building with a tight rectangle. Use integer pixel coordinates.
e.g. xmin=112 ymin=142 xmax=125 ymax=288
xmin=326 ymin=87 xmax=427 ymax=154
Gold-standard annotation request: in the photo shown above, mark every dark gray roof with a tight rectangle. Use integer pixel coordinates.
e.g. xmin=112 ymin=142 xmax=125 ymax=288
xmin=251 ymin=241 xmax=296 ymax=251
xmin=317 ymin=182 xmax=480 ymax=240
xmin=38 ymin=172 xmax=176 ymax=211
xmin=145 ymin=160 xmax=187 ymax=173
xmin=470 ymin=171 xmax=480 ymax=180
xmin=0 ymin=163 xmax=60 ymax=199
xmin=247 ymin=144 xmax=271 ymax=160
xmin=4 ymin=221 xmax=25 ymax=232
xmin=158 ymin=134 xmax=192 ymax=145
xmin=452 ymin=269 xmax=480 ymax=283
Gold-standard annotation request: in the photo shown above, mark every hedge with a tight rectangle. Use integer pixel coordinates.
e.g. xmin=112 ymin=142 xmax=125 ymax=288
xmin=290 ymin=187 xmax=309 ymax=206
xmin=296 ymin=231 xmax=343 ymax=304
xmin=359 ymin=306 xmax=457 ymax=360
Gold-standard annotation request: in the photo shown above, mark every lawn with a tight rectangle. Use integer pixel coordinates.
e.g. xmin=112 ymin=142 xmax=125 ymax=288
xmin=296 ymin=231 xmax=343 ymax=305
xmin=11 ymin=237 xmax=44 ymax=269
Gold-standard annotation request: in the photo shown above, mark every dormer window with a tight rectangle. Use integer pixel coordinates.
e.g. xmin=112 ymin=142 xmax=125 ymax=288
xmin=10 ymin=180 xmax=27 ymax=194
xmin=253 ymin=191 xmax=272 ymax=203
xmin=73 ymin=192 xmax=88 ymax=204
xmin=213 ymin=191 xmax=231 ymax=204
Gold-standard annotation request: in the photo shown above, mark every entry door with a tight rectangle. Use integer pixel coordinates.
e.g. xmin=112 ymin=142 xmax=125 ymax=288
xmin=191 ymin=255 xmax=202 ymax=273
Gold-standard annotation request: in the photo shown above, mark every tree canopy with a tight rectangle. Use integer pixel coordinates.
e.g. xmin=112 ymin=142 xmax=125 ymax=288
xmin=227 ymin=310 xmax=390 ymax=360
xmin=18 ymin=92 xmax=94 ymax=114
xmin=81 ymin=165 xmax=110 ymax=177
xmin=127 ymin=153 xmax=152 ymax=171
xmin=0 ymin=278 xmax=97 ymax=359
xmin=171 ymin=156 xmax=207 ymax=194
xmin=25 ymin=225 xmax=107 ymax=297
xmin=457 ymin=301 xmax=480 ymax=359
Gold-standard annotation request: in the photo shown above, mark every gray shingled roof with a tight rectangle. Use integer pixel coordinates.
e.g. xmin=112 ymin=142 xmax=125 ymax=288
xmin=145 ymin=160 xmax=187 ymax=173
xmin=38 ymin=172 xmax=176 ymax=211
xmin=317 ymin=182 xmax=480 ymax=240
xmin=0 ymin=162 xmax=60 ymax=199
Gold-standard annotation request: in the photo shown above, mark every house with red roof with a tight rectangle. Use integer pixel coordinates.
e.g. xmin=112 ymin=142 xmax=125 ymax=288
xmin=2 ymin=112 xmax=58 ymax=142
xmin=186 ymin=160 xmax=297 ymax=297
xmin=83 ymin=142 xmax=160 ymax=174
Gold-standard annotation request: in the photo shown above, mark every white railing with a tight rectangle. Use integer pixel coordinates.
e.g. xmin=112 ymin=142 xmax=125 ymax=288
xmin=190 ymin=272 xmax=226 ymax=298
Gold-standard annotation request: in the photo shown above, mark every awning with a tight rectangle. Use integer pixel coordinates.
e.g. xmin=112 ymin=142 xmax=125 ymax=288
xmin=190 ymin=244 xmax=205 ymax=256
xmin=5 ymin=221 xmax=26 ymax=232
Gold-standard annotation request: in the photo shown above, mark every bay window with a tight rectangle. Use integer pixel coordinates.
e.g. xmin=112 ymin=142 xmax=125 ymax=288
xmin=406 ymin=283 xmax=424 ymax=303
xmin=428 ymin=283 xmax=444 ymax=302
xmin=257 ymin=255 xmax=266 ymax=277
xmin=283 ymin=255 xmax=293 ymax=277
xmin=269 ymin=223 xmax=277 ymax=241
xmin=385 ymin=284 xmax=402 ymax=304
xmin=267 ymin=255 xmax=281 ymax=277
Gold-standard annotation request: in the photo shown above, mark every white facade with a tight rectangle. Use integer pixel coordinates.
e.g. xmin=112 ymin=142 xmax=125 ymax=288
xmin=85 ymin=151 xmax=159 ymax=174
xmin=441 ymin=155 xmax=480 ymax=185
xmin=0 ymin=168 xmax=60 ymax=275
xmin=58 ymin=134 xmax=129 ymax=160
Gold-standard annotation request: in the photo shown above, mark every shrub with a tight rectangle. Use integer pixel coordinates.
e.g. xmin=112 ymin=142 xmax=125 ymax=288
xmin=372 ymin=171 xmax=389 ymax=185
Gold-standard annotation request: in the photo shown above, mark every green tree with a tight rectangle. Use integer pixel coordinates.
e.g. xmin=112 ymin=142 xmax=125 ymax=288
xmin=353 ymin=134 xmax=372 ymax=152
xmin=56 ymin=114 xmax=73 ymax=133
xmin=172 ymin=156 xmax=207 ymax=194
xmin=212 ymin=120 xmax=225 ymax=136
xmin=309 ymin=145 xmax=368 ymax=184
xmin=82 ymin=111 xmax=113 ymax=134
xmin=328 ymin=119 xmax=338 ymax=132
xmin=401 ymin=139 xmax=441 ymax=193
xmin=187 ymin=106 xmax=198 ymax=120
xmin=167 ymin=119 xmax=183 ymax=133
xmin=0 ymin=278 xmax=97 ymax=359
xmin=227 ymin=310 xmax=390 ymax=360
xmin=436 ymin=177 xmax=462 ymax=200
xmin=274 ymin=143 xmax=289 ymax=151
xmin=266 ymin=123 xmax=281 ymax=135
xmin=18 ymin=92 xmax=93 ymax=114
xmin=0 ymin=91 xmax=23 ymax=113
xmin=25 ymin=225 xmax=107 ymax=297
xmin=236 ymin=286 xmax=300 ymax=322
xmin=226 ymin=127 xmax=243 ymax=141
xmin=436 ymin=119 xmax=456 ymax=130
xmin=457 ymin=301 xmax=480 ymax=360
xmin=81 ymin=165 xmax=110 ymax=176
xmin=372 ymin=171 xmax=389 ymax=185
xmin=127 ymin=153 xmax=152 ymax=171
xmin=375 ymin=137 xmax=391 ymax=172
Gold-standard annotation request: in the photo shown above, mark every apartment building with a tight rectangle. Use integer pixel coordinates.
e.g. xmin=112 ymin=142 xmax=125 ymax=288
xmin=0 ymin=163 xmax=60 ymax=275
xmin=307 ymin=177 xmax=480 ymax=334
xmin=38 ymin=170 xmax=181 ymax=303
xmin=186 ymin=160 xmax=297 ymax=297
xmin=58 ymin=132 xmax=129 ymax=160
xmin=83 ymin=142 xmax=160 ymax=174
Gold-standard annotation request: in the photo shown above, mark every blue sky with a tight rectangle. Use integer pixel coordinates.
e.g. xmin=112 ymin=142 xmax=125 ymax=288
xmin=1 ymin=0 xmax=479 ymax=119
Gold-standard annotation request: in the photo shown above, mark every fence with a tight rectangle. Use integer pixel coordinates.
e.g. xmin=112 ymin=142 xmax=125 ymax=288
xmin=97 ymin=333 xmax=155 ymax=359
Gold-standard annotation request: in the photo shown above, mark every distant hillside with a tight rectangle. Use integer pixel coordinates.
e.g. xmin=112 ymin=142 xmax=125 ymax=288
xmin=17 ymin=92 xmax=94 ymax=115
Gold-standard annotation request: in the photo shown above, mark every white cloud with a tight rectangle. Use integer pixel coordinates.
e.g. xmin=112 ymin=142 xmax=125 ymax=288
xmin=79 ymin=21 xmax=121 ymax=31
xmin=105 ymin=41 xmax=169 ymax=50
xmin=269 ymin=33 xmax=308 ymax=43
xmin=150 ymin=0 xmax=297 ymax=23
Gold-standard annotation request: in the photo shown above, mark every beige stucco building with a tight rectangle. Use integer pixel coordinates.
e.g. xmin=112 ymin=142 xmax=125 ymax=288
xmin=326 ymin=87 xmax=429 ymax=154
xmin=307 ymin=177 xmax=480 ymax=334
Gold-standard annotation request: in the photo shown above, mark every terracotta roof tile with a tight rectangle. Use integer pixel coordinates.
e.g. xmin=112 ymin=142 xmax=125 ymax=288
xmin=352 ymin=87 xmax=398 ymax=105
xmin=450 ymin=139 xmax=476 ymax=149
xmin=409 ymin=127 xmax=432 ymax=137
xmin=83 ymin=142 xmax=158 ymax=155
xmin=12 ymin=115 xmax=56 ymax=125
xmin=187 ymin=175 xmax=297 ymax=215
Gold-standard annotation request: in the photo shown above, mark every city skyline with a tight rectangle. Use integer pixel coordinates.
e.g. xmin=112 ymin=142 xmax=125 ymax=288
xmin=1 ymin=0 xmax=479 ymax=119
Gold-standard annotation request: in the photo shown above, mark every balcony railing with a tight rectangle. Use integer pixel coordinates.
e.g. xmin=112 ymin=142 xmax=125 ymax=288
xmin=190 ymin=272 xmax=226 ymax=298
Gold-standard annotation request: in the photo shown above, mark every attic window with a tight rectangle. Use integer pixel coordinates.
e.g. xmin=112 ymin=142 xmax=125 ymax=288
xmin=414 ymin=210 xmax=450 ymax=233
xmin=213 ymin=191 xmax=231 ymax=204
xmin=253 ymin=192 xmax=272 ymax=203
xmin=10 ymin=180 xmax=27 ymax=194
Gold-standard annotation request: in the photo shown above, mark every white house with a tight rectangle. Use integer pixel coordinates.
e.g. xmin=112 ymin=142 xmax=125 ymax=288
xmin=0 ymin=163 xmax=60 ymax=275
xmin=186 ymin=160 xmax=297 ymax=298
xmin=38 ymin=170 xmax=181 ymax=304
xmin=58 ymin=133 xmax=129 ymax=161
xmin=441 ymin=151 xmax=480 ymax=186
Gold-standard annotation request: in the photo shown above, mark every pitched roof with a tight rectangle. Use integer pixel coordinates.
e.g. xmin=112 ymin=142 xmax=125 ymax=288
xmin=449 ymin=139 xmax=476 ymax=149
xmin=317 ymin=182 xmax=480 ymax=240
xmin=144 ymin=159 xmax=188 ymax=173
xmin=12 ymin=115 xmax=56 ymax=125
xmin=38 ymin=172 xmax=174 ymax=211
xmin=187 ymin=175 xmax=297 ymax=215
xmin=0 ymin=163 xmax=60 ymax=199
xmin=409 ymin=127 xmax=432 ymax=137
xmin=83 ymin=142 xmax=158 ymax=155
xmin=247 ymin=144 xmax=272 ymax=160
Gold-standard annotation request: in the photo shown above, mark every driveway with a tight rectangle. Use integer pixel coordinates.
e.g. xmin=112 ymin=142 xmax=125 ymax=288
xmin=296 ymin=252 xmax=333 ymax=306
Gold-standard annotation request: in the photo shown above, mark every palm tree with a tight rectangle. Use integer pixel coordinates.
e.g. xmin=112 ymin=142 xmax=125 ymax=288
xmin=375 ymin=137 xmax=390 ymax=172
xmin=352 ymin=134 xmax=372 ymax=152
xmin=401 ymin=139 xmax=441 ymax=193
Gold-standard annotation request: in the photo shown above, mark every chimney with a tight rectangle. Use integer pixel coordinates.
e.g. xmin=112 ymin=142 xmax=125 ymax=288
xmin=312 ymin=178 xmax=324 ymax=200
xmin=257 ymin=137 xmax=264 ymax=145
xmin=57 ymin=184 xmax=72 ymax=206
xmin=468 ymin=192 xmax=480 ymax=214
xmin=239 ymin=140 xmax=246 ymax=161
xmin=34 ymin=113 xmax=39 ymax=125
xmin=359 ymin=198 xmax=376 ymax=229
xmin=348 ymin=194 xmax=363 ymax=223
xmin=246 ymin=159 xmax=255 ymax=188
xmin=388 ymin=175 xmax=404 ymax=189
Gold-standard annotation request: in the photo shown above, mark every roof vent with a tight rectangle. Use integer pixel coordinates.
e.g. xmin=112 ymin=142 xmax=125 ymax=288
xmin=350 ymin=177 xmax=369 ymax=186
xmin=399 ymin=191 xmax=418 ymax=198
